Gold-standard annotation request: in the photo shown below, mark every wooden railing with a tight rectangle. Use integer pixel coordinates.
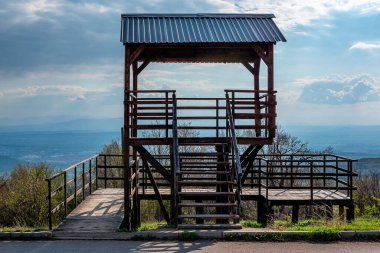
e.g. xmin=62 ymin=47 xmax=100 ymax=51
xmin=45 ymin=155 xmax=98 ymax=230
xmin=243 ymin=154 xmax=357 ymax=202
xmin=225 ymin=91 xmax=242 ymax=213
xmin=225 ymin=89 xmax=276 ymax=139
xmin=125 ymin=89 xmax=276 ymax=141
xmin=45 ymin=154 xmax=138 ymax=230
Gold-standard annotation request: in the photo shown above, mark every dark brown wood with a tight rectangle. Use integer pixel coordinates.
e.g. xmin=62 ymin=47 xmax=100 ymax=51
xmin=292 ymin=205 xmax=299 ymax=224
xmin=121 ymin=45 xmax=131 ymax=230
xmin=135 ymin=146 xmax=171 ymax=181
xmin=137 ymin=60 xmax=150 ymax=75
xmin=143 ymin=159 xmax=170 ymax=224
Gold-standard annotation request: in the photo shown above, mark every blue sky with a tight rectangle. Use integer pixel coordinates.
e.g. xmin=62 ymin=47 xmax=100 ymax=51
xmin=0 ymin=0 xmax=380 ymax=126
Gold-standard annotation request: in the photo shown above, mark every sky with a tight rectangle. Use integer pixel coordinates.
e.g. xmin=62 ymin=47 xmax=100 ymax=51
xmin=0 ymin=0 xmax=380 ymax=126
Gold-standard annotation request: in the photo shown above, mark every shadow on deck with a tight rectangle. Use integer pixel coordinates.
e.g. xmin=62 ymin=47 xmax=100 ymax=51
xmin=53 ymin=189 xmax=124 ymax=238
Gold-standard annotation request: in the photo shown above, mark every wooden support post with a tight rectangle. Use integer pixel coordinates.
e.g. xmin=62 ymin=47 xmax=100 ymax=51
xmin=339 ymin=205 xmax=345 ymax=221
xmin=121 ymin=45 xmax=131 ymax=230
xmin=253 ymin=57 xmax=261 ymax=137
xmin=292 ymin=205 xmax=299 ymax=224
xmin=169 ymin=144 xmax=177 ymax=226
xmin=346 ymin=204 xmax=355 ymax=222
xmin=257 ymin=197 xmax=269 ymax=227
xmin=216 ymin=145 xmax=228 ymax=224
xmin=266 ymin=43 xmax=276 ymax=139
xmin=132 ymin=61 xmax=139 ymax=230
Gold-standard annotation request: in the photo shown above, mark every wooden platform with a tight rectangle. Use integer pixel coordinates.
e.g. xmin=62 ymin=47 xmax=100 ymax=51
xmin=139 ymin=187 xmax=350 ymax=203
xmin=52 ymin=187 xmax=351 ymax=236
xmin=53 ymin=189 xmax=124 ymax=238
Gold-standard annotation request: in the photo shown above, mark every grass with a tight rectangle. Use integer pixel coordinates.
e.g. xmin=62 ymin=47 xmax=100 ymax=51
xmin=240 ymin=220 xmax=263 ymax=228
xmin=284 ymin=218 xmax=380 ymax=231
xmin=0 ymin=227 xmax=48 ymax=232
xmin=138 ymin=222 xmax=168 ymax=231
xmin=241 ymin=218 xmax=380 ymax=231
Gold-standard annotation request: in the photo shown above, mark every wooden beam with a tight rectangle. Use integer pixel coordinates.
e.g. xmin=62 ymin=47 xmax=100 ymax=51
xmin=251 ymin=44 xmax=269 ymax=66
xmin=137 ymin=60 xmax=150 ymax=75
xmin=130 ymin=45 xmax=145 ymax=63
xmin=135 ymin=146 xmax=171 ymax=181
xmin=242 ymin=62 xmax=255 ymax=75
xmin=254 ymin=57 xmax=261 ymax=136
xmin=143 ymin=159 xmax=170 ymax=224
xmin=121 ymin=45 xmax=131 ymax=230
xmin=241 ymin=145 xmax=263 ymax=183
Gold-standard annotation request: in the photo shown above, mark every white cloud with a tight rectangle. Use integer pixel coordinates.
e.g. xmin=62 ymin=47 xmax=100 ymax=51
xmin=298 ymin=74 xmax=380 ymax=104
xmin=206 ymin=0 xmax=380 ymax=30
xmin=350 ymin=41 xmax=380 ymax=50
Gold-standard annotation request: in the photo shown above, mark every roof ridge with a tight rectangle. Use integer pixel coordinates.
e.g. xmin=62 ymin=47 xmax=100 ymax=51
xmin=121 ymin=13 xmax=276 ymax=18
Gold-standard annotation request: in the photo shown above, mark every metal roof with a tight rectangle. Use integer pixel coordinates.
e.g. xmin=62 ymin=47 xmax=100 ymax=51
xmin=121 ymin=13 xmax=286 ymax=44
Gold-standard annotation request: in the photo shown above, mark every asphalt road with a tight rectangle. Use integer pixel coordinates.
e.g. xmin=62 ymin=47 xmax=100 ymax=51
xmin=1 ymin=240 xmax=380 ymax=253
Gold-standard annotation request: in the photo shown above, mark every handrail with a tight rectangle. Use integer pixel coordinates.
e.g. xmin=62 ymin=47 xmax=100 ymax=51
xmin=225 ymin=92 xmax=242 ymax=216
xmin=171 ymin=92 xmax=180 ymax=225
xmin=225 ymin=93 xmax=243 ymax=181
xmin=172 ymin=92 xmax=180 ymax=175
xmin=252 ymin=156 xmax=357 ymax=203
xmin=45 ymin=154 xmax=136 ymax=230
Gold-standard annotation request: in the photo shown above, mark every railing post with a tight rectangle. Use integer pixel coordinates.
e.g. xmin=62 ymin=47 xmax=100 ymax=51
xmin=95 ymin=156 xmax=98 ymax=190
xmin=258 ymin=159 xmax=262 ymax=196
xmin=290 ymin=155 xmax=294 ymax=188
xmin=89 ymin=159 xmax=92 ymax=194
xmin=165 ymin=91 xmax=169 ymax=139
xmin=266 ymin=162 xmax=269 ymax=200
xmin=323 ymin=155 xmax=326 ymax=187
xmin=47 ymin=179 xmax=52 ymax=230
xmin=105 ymin=155 xmax=108 ymax=188
xmin=216 ymin=99 xmax=219 ymax=138
xmin=64 ymin=171 xmax=67 ymax=217
xmin=349 ymin=160 xmax=353 ymax=200
xmin=74 ymin=165 xmax=77 ymax=207
xmin=82 ymin=162 xmax=85 ymax=200
xmin=335 ymin=156 xmax=339 ymax=189
xmin=310 ymin=161 xmax=314 ymax=203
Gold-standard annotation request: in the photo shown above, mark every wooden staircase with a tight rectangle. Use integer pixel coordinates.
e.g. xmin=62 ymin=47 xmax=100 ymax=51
xmin=177 ymin=143 xmax=242 ymax=229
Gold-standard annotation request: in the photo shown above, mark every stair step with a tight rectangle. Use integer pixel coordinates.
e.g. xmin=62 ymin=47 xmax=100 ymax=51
xmin=179 ymin=192 xmax=235 ymax=197
xmin=180 ymin=161 xmax=229 ymax=165
xmin=178 ymin=203 xmax=237 ymax=207
xmin=178 ymin=214 xmax=239 ymax=219
xmin=180 ymin=152 xmax=226 ymax=156
xmin=179 ymin=181 xmax=233 ymax=186
xmin=180 ymin=170 xmax=230 ymax=175
xmin=178 ymin=224 xmax=242 ymax=230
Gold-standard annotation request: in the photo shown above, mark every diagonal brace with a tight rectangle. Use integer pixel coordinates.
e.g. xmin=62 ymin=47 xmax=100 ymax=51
xmin=143 ymin=159 xmax=170 ymax=224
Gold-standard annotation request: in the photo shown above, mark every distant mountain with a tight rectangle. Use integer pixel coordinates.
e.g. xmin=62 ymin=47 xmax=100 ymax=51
xmin=0 ymin=118 xmax=123 ymax=132
xmin=357 ymin=158 xmax=380 ymax=173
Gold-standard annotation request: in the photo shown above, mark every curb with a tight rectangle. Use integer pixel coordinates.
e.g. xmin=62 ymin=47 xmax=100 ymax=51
xmin=3 ymin=230 xmax=380 ymax=241
xmin=0 ymin=231 xmax=52 ymax=240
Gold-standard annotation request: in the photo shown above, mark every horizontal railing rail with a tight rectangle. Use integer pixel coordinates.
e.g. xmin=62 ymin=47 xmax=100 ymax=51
xmin=45 ymin=154 xmax=137 ymax=230
xmin=242 ymin=154 xmax=357 ymax=202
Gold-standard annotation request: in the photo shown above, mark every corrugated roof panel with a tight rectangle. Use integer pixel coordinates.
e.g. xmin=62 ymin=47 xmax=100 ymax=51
xmin=121 ymin=14 xmax=286 ymax=44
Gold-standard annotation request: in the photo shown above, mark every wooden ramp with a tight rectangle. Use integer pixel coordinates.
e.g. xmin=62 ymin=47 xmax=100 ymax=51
xmin=53 ymin=189 xmax=124 ymax=239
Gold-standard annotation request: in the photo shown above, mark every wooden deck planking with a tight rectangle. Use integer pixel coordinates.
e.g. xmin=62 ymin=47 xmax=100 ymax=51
xmin=53 ymin=189 xmax=123 ymax=236
xmin=53 ymin=187 xmax=349 ymax=236
xmin=139 ymin=188 xmax=349 ymax=201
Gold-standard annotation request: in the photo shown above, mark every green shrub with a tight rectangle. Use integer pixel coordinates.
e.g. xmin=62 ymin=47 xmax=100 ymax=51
xmin=0 ymin=163 xmax=56 ymax=228
xmin=307 ymin=227 xmax=341 ymax=241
